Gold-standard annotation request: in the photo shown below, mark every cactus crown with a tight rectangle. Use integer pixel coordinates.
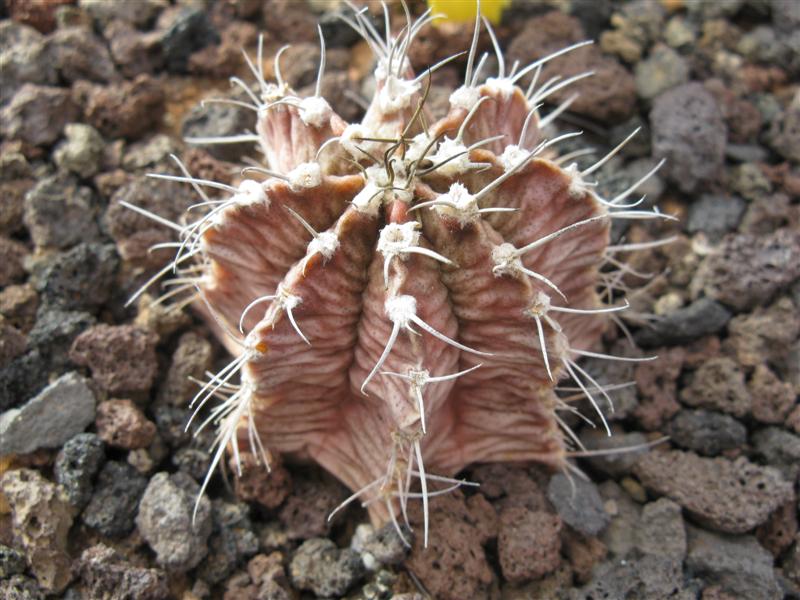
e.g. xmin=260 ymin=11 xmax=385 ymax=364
xmin=126 ymin=3 xmax=671 ymax=546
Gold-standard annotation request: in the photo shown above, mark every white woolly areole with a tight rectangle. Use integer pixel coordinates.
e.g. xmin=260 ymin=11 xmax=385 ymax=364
xmin=385 ymin=294 xmax=417 ymax=326
xmin=491 ymin=242 xmax=522 ymax=277
xmin=435 ymin=182 xmax=479 ymax=224
xmin=307 ymin=230 xmax=339 ymax=261
xmin=352 ymin=181 xmax=383 ymax=216
xmin=378 ymin=222 xmax=421 ymax=258
xmin=428 ymin=137 xmax=473 ymax=178
xmin=499 ymin=144 xmax=529 ymax=172
xmin=377 ymin=75 xmax=420 ymax=114
xmin=214 ymin=179 xmax=267 ymax=227
xmin=288 ymin=162 xmax=322 ymax=191
xmin=405 ymin=133 xmax=432 ymax=164
xmin=563 ymin=162 xmax=591 ymax=199
xmin=527 ymin=291 xmax=552 ymax=316
xmin=485 ymin=77 xmax=517 ymax=100
xmin=449 ymin=85 xmax=480 ymax=111
xmin=299 ymin=96 xmax=333 ymax=128
xmin=340 ymin=123 xmax=368 ymax=159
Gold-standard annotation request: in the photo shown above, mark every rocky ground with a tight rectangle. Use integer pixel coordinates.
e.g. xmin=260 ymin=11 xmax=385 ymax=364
xmin=0 ymin=0 xmax=799 ymax=599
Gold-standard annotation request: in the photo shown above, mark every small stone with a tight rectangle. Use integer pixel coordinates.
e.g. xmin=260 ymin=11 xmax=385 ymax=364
xmin=756 ymin=500 xmax=798 ymax=558
xmin=289 ymin=538 xmax=365 ymax=598
xmin=667 ymin=409 xmax=747 ymax=457
xmin=680 ymin=357 xmax=751 ymax=418
xmin=233 ymin=452 xmax=292 ymax=511
xmin=0 ymin=544 xmax=27 ymax=578
xmin=686 ymin=525 xmax=782 ymax=600
xmin=665 ymin=16 xmax=696 ymax=49
xmin=724 ymin=297 xmax=799 ymax=369
xmin=0 ymin=349 xmax=47 ymax=412
xmin=634 ymin=450 xmax=793 ymax=534
xmin=53 ymin=123 xmax=105 ymax=178
xmin=54 ymin=432 xmax=105 ymax=509
xmin=651 ymin=82 xmax=727 ymax=193
xmin=633 ymin=346 xmax=684 ymax=430
xmin=0 ymin=575 xmax=46 ymax=600
xmin=78 ymin=543 xmax=169 ymax=600
xmin=0 ymin=83 xmax=77 ymax=146
xmin=636 ymin=498 xmax=687 ymax=561
xmin=0 ymin=178 xmax=30 ymax=234
xmin=103 ymin=19 xmax=164 ymax=78
xmin=95 ymin=399 xmax=157 ymax=450
xmin=353 ymin=522 xmax=409 ymax=569
xmin=767 ymin=104 xmax=800 ymax=163
xmin=749 ymin=364 xmax=796 ymax=425
xmin=28 ymin=309 xmax=95 ymax=371
xmin=0 ymin=320 xmax=26 ymax=368
xmin=80 ymin=0 xmax=164 ymax=28
xmin=188 ymin=21 xmax=258 ymax=79
xmin=136 ymin=471 xmax=213 ymax=572
xmin=279 ymin=471 xmax=347 ymax=540
xmin=197 ymin=500 xmax=260 ymax=585
xmin=181 ymin=99 xmax=255 ymax=163
xmin=23 ymin=173 xmax=99 ymax=250
xmin=573 ymin=554 xmax=688 ymax=599
xmin=687 ymin=195 xmax=746 ymax=241
xmin=498 ymin=507 xmax=562 ymax=583
xmin=45 ymin=26 xmax=118 ymax=84
xmin=82 ymin=460 xmax=148 ymax=537
xmin=692 ymin=228 xmax=800 ymax=312
xmin=0 ymin=22 xmax=57 ymax=106
xmin=158 ymin=7 xmax=219 ymax=73
xmin=598 ymin=481 xmax=642 ymax=558
xmin=635 ymin=44 xmax=689 ymax=101
xmin=636 ymin=297 xmax=732 ymax=347
xmin=579 ymin=429 xmax=649 ymax=477
xmin=547 ymin=473 xmax=609 ymax=536
xmin=121 ymin=134 xmax=176 ymax=171
xmin=157 ymin=331 xmax=213 ymax=406
xmin=0 ymin=371 xmax=95 ymax=455
xmin=77 ymin=74 xmax=164 ymax=140
xmin=34 ymin=242 xmax=117 ymax=312
xmin=69 ymin=324 xmax=158 ymax=395
xmin=0 ymin=468 xmax=74 ymax=593
xmin=0 ymin=284 xmax=38 ymax=332
xmin=751 ymin=427 xmax=800 ymax=484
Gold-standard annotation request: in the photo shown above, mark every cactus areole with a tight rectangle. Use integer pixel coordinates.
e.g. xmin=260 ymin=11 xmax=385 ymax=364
xmin=128 ymin=6 xmax=669 ymax=545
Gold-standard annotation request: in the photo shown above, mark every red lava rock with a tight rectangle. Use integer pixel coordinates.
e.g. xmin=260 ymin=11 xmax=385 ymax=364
xmin=406 ymin=493 xmax=494 ymax=600
xmin=756 ymin=499 xmax=798 ymax=558
xmin=634 ymin=450 xmax=794 ymax=534
xmin=724 ymin=297 xmax=800 ymax=368
xmin=634 ymin=346 xmax=684 ymax=430
xmin=189 ymin=21 xmax=258 ymax=78
xmin=692 ymin=228 xmax=800 ymax=313
xmin=231 ymin=452 xmax=292 ymax=511
xmin=104 ymin=19 xmax=165 ymax=78
xmin=704 ymin=79 xmax=762 ymax=144
xmin=469 ymin=464 xmax=550 ymax=513
xmin=96 ymin=399 xmax=157 ymax=450
xmin=6 ymin=0 xmax=71 ymax=33
xmin=680 ymin=357 xmax=751 ymax=419
xmin=0 ymin=84 xmax=79 ymax=146
xmin=69 ymin=324 xmax=158 ymax=395
xmin=562 ymin=529 xmax=607 ymax=584
xmin=278 ymin=471 xmax=347 ymax=540
xmin=261 ymin=0 xmax=319 ymax=43
xmin=0 ymin=236 xmax=27 ymax=287
xmin=75 ymin=75 xmax=165 ymax=140
xmin=498 ymin=506 xmax=562 ymax=583
xmin=749 ymin=364 xmax=796 ymax=425
xmin=466 ymin=493 xmax=498 ymax=544
xmin=507 ymin=11 xmax=636 ymax=123
xmin=45 ymin=26 xmax=119 ymax=84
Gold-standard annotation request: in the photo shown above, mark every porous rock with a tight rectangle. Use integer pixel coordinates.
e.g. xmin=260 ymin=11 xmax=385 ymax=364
xmin=54 ymin=432 xmax=105 ymax=509
xmin=579 ymin=429 xmax=649 ymax=477
xmin=547 ymin=473 xmax=609 ymax=536
xmin=724 ymin=297 xmax=800 ymax=369
xmin=634 ymin=450 xmax=793 ymax=533
xmin=0 ymin=371 xmax=95 ymax=456
xmin=636 ymin=297 xmax=731 ymax=347
xmin=279 ymin=471 xmax=346 ymax=539
xmin=95 ymin=399 xmax=157 ymax=450
xmin=0 ymin=468 xmax=74 ymax=593
xmin=692 ymin=228 xmax=800 ymax=312
xmin=53 ymin=123 xmax=105 ymax=179
xmin=680 ymin=357 xmax=751 ymax=418
xmin=69 ymin=324 xmax=158 ymax=395
xmin=636 ymin=498 xmax=687 ymax=561
xmin=0 ymin=21 xmax=57 ymax=105
xmin=749 ymin=364 xmax=797 ymax=425
xmin=197 ymin=500 xmax=259 ymax=585
xmin=78 ymin=544 xmax=168 ymax=600
xmin=77 ymin=75 xmax=164 ymax=140
xmin=156 ymin=331 xmax=213 ymax=406
xmin=498 ymin=507 xmax=562 ymax=583
xmin=232 ymin=451 xmax=292 ymax=511
xmin=45 ymin=26 xmax=118 ymax=84
xmin=23 ymin=173 xmax=99 ymax=250
xmin=751 ymin=427 xmax=800 ymax=484
xmin=0 ymin=83 xmax=78 ymax=146
xmin=34 ymin=244 xmax=117 ymax=313
xmin=289 ymin=538 xmax=365 ymax=598
xmin=651 ymin=82 xmax=726 ymax=192
xmin=0 ymin=544 xmax=27 ymax=578
xmin=136 ymin=471 xmax=212 ymax=572
xmin=82 ymin=460 xmax=148 ymax=537
xmin=667 ymin=409 xmax=747 ymax=457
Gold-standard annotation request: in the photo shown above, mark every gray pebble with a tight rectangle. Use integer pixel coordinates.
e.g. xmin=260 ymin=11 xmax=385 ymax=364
xmin=290 ymin=538 xmax=365 ymax=598
xmin=767 ymin=104 xmax=800 ymax=163
xmin=687 ymin=194 xmax=746 ymax=241
xmin=80 ymin=0 xmax=165 ymax=28
xmin=686 ymin=525 xmax=782 ymax=599
xmin=0 ymin=349 xmax=47 ymax=412
xmin=0 ymin=371 xmax=95 ymax=455
xmin=635 ymin=297 xmax=732 ymax=347
xmin=667 ymin=409 xmax=747 ymax=457
xmin=54 ymin=432 xmax=105 ymax=510
xmin=23 ymin=173 xmax=99 ymax=250
xmin=83 ymin=461 xmax=148 ymax=537
xmin=0 ymin=22 xmax=57 ymax=106
xmin=45 ymin=26 xmax=118 ymax=84
xmin=579 ymin=429 xmax=649 ymax=477
xmin=158 ymin=7 xmax=219 ymax=73
xmin=28 ymin=309 xmax=95 ymax=371
xmin=53 ymin=123 xmax=105 ymax=179
xmin=197 ymin=500 xmax=259 ymax=585
xmin=0 ymin=84 xmax=78 ymax=146
xmin=636 ymin=498 xmax=687 ymax=561
xmin=547 ymin=473 xmax=609 ymax=536
xmin=571 ymin=554 xmax=688 ymax=600
xmin=635 ymin=44 xmax=689 ymax=101
xmin=651 ymin=82 xmax=727 ymax=193
xmin=136 ymin=471 xmax=212 ymax=572
xmin=751 ymin=427 xmax=800 ymax=483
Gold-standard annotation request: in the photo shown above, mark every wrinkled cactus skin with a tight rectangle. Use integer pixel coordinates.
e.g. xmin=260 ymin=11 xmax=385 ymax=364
xmin=139 ymin=8 xmax=664 ymax=532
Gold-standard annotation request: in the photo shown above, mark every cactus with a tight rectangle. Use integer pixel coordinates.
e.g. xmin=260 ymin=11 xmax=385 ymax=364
xmin=125 ymin=5 xmax=670 ymax=546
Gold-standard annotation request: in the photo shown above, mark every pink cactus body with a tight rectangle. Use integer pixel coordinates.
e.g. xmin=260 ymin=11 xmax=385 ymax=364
xmin=133 ymin=7 xmax=668 ymax=541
